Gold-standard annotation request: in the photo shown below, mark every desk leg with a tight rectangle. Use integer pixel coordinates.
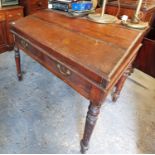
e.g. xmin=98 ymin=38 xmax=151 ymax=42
xmin=112 ymin=65 xmax=133 ymax=102
xmin=15 ymin=47 xmax=22 ymax=81
xmin=80 ymin=102 xmax=101 ymax=153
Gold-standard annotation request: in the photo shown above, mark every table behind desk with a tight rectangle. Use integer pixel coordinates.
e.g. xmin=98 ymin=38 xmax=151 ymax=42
xmin=106 ymin=0 xmax=155 ymax=24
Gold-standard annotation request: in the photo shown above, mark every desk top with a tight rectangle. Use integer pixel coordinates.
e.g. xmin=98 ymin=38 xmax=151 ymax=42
xmin=11 ymin=10 xmax=146 ymax=87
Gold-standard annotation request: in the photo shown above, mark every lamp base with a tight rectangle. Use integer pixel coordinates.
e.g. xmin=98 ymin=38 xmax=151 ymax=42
xmin=88 ymin=13 xmax=117 ymax=24
xmin=122 ymin=20 xmax=148 ymax=30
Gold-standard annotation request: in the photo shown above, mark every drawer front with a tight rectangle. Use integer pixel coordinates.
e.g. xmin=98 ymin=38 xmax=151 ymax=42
xmin=6 ymin=9 xmax=23 ymax=21
xmin=16 ymin=36 xmax=92 ymax=99
xmin=0 ymin=14 xmax=5 ymax=22
xmin=29 ymin=0 xmax=48 ymax=13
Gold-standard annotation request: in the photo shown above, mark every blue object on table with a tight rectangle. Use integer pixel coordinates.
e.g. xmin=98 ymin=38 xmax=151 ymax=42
xmin=71 ymin=1 xmax=93 ymax=11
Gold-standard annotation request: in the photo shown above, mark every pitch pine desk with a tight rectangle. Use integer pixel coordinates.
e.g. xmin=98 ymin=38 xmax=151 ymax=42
xmin=10 ymin=10 xmax=146 ymax=153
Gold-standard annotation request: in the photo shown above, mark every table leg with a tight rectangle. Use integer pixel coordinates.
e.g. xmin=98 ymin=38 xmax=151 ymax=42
xmin=15 ymin=47 xmax=22 ymax=81
xmin=112 ymin=65 xmax=133 ymax=102
xmin=112 ymin=74 xmax=127 ymax=102
xmin=80 ymin=102 xmax=101 ymax=154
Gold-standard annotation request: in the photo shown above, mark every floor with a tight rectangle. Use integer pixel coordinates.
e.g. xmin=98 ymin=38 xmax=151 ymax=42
xmin=0 ymin=51 xmax=155 ymax=154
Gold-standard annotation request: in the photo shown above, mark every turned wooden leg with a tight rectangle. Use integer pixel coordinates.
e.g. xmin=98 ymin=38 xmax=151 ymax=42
xmin=15 ymin=47 xmax=22 ymax=81
xmin=80 ymin=102 xmax=101 ymax=154
xmin=112 ymin=74 xmax=127 ymax=102
xmin=128 ymin=64 xmax=134 ymax=76
xmin=112 ymin=65 xmax=133 ymax=102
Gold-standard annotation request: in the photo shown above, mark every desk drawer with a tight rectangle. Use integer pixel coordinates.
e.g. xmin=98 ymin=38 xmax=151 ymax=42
xmin=16 ymin=37 xmax=92 ymax=99
xmin=0 ymin=14 xmax=5 ymax=22
xmin=6 ymin=9 xmax=23 ymax=21
xmin=29 ymin=0 xmax=48 ymax=13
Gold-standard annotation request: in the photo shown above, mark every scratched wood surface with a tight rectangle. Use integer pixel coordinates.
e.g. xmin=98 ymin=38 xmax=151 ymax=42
xmin=11 ymin=10 xmax=145 ymax=85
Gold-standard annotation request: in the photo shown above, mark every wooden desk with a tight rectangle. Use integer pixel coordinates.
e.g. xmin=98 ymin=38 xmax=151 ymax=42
xmin=10 ymin=10 xmax=146 ymax=153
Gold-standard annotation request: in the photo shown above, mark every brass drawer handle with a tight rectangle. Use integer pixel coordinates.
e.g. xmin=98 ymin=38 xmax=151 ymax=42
xmin=56 ymin=63 xmax=71 ymax=76
xmin=20 ymin=40 xmax=29 ymax=49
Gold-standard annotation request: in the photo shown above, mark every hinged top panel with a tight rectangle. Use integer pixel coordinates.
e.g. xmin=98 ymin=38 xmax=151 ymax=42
xmin=10 ymin=10 xmax=145 ymax=88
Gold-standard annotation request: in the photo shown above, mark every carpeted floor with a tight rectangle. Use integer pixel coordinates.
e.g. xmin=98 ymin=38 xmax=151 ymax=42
xmin=0 ymin=51 xmax=155 ymax=153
